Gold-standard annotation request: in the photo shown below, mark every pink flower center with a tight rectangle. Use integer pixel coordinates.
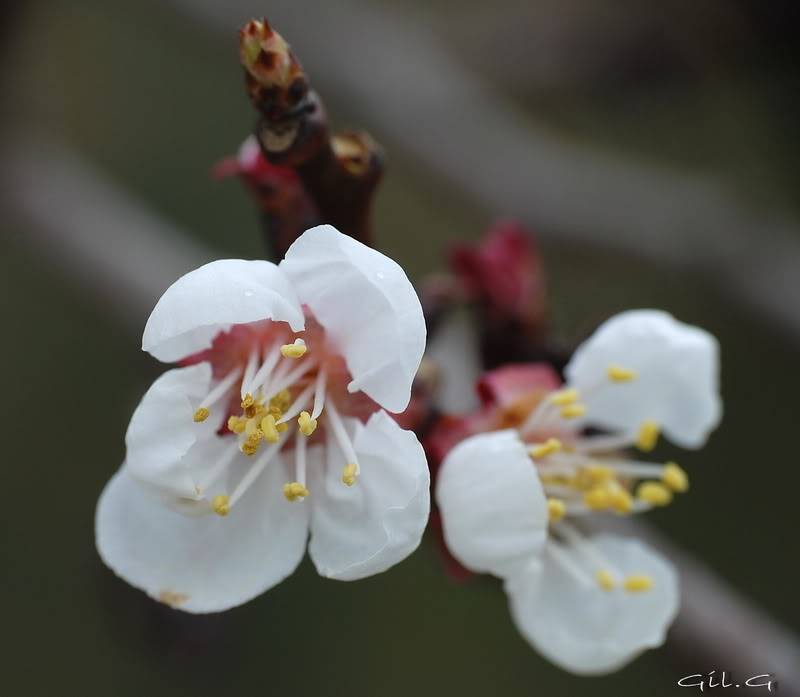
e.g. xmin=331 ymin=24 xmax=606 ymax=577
xmin=181 ymin=311 xmax=379 ymax=512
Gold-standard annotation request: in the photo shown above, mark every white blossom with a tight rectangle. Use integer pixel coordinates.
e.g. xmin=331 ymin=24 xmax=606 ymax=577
xmin=437 ymin=310 xmax=720 ymax=673
xmin=96 ymin=225 xmax=429 ymax=613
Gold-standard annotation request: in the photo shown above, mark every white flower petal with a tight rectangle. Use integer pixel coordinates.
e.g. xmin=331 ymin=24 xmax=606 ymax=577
xmin=125 ymin=364 xmax=222 ymax=500
xmin=565 ymin=309 xmax=721 ymax=448
xmin=307 ymin=410 xmax=430 ymax=581
xmin=435 ymin=430 xmax=548 ymax=578
xmin=134 ymin=435 xmax=238 ymax=517
xmin=505 ymin=535 xmax=679 ymax=675
xmin=280 ymin=225 xmax=426 ymax=413
xmin=95 ymin=460 xmax=309 ymax=613
xmin=142 ymin=259 xmax=304 ymax=363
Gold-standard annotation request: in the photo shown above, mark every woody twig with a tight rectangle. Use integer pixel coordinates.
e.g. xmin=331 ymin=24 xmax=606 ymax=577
xmin=237 ymin=19 xmax=382 ymax=258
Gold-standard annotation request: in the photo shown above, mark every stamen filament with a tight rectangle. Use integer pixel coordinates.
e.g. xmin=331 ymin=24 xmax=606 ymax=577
xmin=240 ymin=346 xmax=261 ymax=399
xmin=228 ymin=430 xmax=289 ymax=507
xmin=596 ymin=459 xmax=668 ymax=478
xmin=573 ymin=432 xmax=637 ymax=453
xmin=311 ymin=368 xmax=327 ymax=420
xmin=267 ymin=355 xmax=319 ymax=399
xmin=262 ymin=356 xmax=292 ymax=397
xmin=277 ymin=383 xmax=316 ymax=424
xmin=196 ymin=443 xmax=240 ymax=493
xmin=542 ymin=483 xmax=585 ymax=499
xmin=326 ymin=399 xmax=360 ymax=484
xmin=194 ymin=366 xmax=243 ymax=422
xmin=545 ymin=452 xmax=672 ymax=482
xmin=201 ymin=366 xmax=243 ymax=408
xmin=295 ymin=428 xmax=307 ymax=486
xmin=537 ymin=463 xmax=580 ymax=479
xmin=546 ymin=497 xmax=638 ymax=517
xmin=545 ymin=542 xmax=593 ymax=588
xmin=519 ymin=398 xmax=556 ymax=435
xmin=246 ymin=340 xmax=283 ymax=395
xmin=325 ymin=399 xmax=358 ymax=466
xmin=554 ymin=519 xmax=621 ymax=578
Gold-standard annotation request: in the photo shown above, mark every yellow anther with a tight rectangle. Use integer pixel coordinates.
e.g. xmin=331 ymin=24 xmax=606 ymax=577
xmin=637 ymin=481 xmax=673 ymax=507
xmin=241 ymin=441 xmax=259 ymax=456
xmin=193 ymin=407 xmax=210 ymax=423
xmin=269 ymin=405 xmax=283 ymax=419
xmin=585 ymin=465 xmax=614 ymax=485
xmin=270 ymin=389 xmax=291 ymax=412
xmin=227 ymin=415 xmax=246 ymax=434
xmin=260 ymin=415 xmax=280 ymax=443
xmin=246 ymin=429 xmax=264 ymax=445
xmin=559 ymin=403 xmax=586 ymax=419
xmin=341 ymin=463 xmax=358 ymax=487
xmin=549 ymin=388 xmax=580 ymax=406
xmin=276 ymin=421 xmax=288 ymax=433
xmin=662 ymin=462 xmax=689 ymax=493
xmin=280 ymin=340 xmax=307 ymax=359
xmin=241 ymin=393 xmax=255 ymax=409
xmin=623 ymin=574 xmax=654 ymax=592
xmin=637 ymin=420 xmax=660 ymax=452
xmin=283 ymin=481 xmax=310 ymax=502
xmin=573 ymin=468 xmax=598 ymax=490
xmin=211 ymin=495 xmax=230 ymax=517
xmin=596 ymin=569 xmax=617 ymax=591
xmin=298 ymin=411 xmax=318 ymax=436
xmin=607 ymin=364 xmax=638 ymax=383
xmin=547 ymin=498 xmax=566 ymax=522
xmin=584 ymin=486 xmax=611 ymax=510
xmin=241 ymin=430 xmax=264 ymax=456
xmin=530 ymin=438 xmax=562 ymax=459
xmin=609 ymin=486 xmax=634 ymax=515
xmin=244 ymin=417 xmax=260 ymax=436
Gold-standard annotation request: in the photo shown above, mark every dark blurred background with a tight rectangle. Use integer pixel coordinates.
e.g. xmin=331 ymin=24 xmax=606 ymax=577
xmin=1 ymin=1 xmax=799 ymax=696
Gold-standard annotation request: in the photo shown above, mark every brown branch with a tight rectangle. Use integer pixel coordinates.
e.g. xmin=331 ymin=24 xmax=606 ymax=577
xmin=237 ymin=19 xmax=382 ymax=256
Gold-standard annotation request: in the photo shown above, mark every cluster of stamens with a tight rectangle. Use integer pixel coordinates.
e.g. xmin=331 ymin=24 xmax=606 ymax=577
xmin=228 ymin=389 xmax=293 ymax=455
xmin=522 ymin=364 xmax=690 ymax=594
xmin=188 ymin=333 xmax=363 ymax=515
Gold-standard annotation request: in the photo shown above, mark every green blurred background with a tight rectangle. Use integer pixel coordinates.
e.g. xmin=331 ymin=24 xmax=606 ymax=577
xmin=1 ymin=1 xmax=798 ymax=695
